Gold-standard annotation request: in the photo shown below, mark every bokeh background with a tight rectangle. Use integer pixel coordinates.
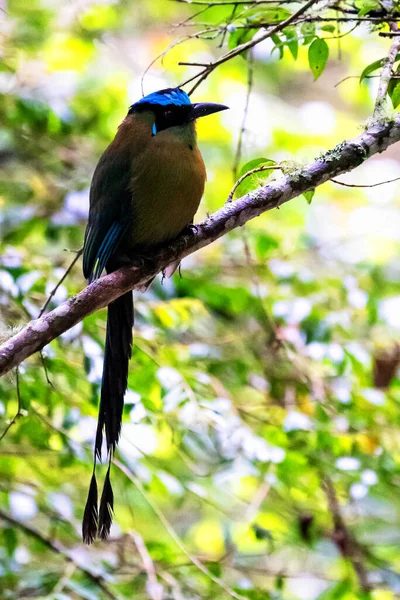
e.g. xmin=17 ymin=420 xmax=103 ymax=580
xmin=1 ymin=1 xmax=400 ymax=598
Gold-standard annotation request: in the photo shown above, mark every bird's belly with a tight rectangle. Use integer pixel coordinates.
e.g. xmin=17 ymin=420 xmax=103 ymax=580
xmin=125 ymin=142 xmax=206 ymax=249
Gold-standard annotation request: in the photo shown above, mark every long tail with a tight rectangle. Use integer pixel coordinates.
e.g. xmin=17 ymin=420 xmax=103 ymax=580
xmin=82 ymin=291 xmax=134 ymax=544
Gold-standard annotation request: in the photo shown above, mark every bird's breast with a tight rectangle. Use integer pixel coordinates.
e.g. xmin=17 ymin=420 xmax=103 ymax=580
xmin=125 ymin=131 xmax=206 ymax=248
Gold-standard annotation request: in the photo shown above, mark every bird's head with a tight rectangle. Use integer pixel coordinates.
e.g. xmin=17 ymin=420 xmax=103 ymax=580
xmin=128 ymin=87 xmax=228 ymax=136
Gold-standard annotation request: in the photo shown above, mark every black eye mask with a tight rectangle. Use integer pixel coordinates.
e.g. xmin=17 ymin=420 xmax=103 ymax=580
xmin=152 ymin=105 xmax=192 ymax=135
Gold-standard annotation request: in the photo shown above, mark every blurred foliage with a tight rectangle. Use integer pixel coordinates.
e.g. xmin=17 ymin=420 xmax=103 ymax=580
xmin=1 ymin=1 xmax=400 ymax=599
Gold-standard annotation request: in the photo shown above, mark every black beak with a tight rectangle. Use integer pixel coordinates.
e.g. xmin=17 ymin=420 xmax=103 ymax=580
xmin=189 ymin=102 xmax=229 ymax=121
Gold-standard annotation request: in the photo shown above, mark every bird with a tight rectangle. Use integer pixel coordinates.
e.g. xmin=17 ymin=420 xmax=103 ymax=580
xmin=81 ymin=87 xmax=228 ymax=543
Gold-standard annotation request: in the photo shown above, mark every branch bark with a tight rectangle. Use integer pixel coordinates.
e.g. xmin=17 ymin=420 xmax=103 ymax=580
xmin=1 ymin=115 xmax=400 ymax=377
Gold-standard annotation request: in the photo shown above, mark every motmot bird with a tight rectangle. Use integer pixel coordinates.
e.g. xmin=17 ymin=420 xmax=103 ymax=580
xmin=82 ymin=87 xmax=228 ymax=543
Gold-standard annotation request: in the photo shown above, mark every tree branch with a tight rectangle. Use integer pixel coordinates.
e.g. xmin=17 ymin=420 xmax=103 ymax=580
xmin=1 ymin=116 xmax=400 ymax=377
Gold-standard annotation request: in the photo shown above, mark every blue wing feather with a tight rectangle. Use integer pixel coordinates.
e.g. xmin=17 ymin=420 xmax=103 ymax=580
xmin=91 ymin=222 xmax=124 ymax=281
xmin=85 ymin=221 xmax=125 ymax=283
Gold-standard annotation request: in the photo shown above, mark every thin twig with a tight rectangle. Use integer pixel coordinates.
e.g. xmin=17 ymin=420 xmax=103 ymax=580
xmin=37 ymin=250 xmax=82 ymax=388
xmin=218 ymin=3 xmax=237 ymax=48
xmin=336 ymin=7 xmax=342 ymax=60
xmin=322 ymin=476 xmax=371 ymax=592
xmin=182 ymin=15 xmax=399 ymax=29
xmin=325 ymin=22 xmax=359 ymax=41
xmin=141 ymin=35 xmax=194 ymax=97
xmin=228 ymin=165 xmax=282 ymax=201
xmin=0 ymin=367 xmax=23 ymax=442
xmin=38 ymin=249 xmax=83 ymax=317
xmin=51 ymin=562 xmax=77 ymax=597
xmin=132 ymin=531 xmax=163 ymax=600
xmin=331 ymin=175 xmax=400 ymax=188
xmin=172 ymin=4 xmax=212 ymax=29
xmin=40 ymin=351 xmax=54 ymax=387
xmin=180 ymin=0 xmax=322 ymax=94
xmin=179 ymin=61 xmax=211 ymax=66
xmin=234 ymin=16 xmax=400 ymax=27
xmin=334 ymin=74 xmax=381 ymax=87
xmin=232 ymin=52 xmax=254 ymax=181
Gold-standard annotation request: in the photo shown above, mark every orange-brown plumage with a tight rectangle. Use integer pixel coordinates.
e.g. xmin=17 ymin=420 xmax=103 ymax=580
xmin=88 ymin=111 xmax=206 ymax=253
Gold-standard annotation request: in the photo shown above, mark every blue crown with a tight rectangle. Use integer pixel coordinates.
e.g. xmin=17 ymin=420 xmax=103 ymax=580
xmin=132 ymin=87 xmax=191 ymax=109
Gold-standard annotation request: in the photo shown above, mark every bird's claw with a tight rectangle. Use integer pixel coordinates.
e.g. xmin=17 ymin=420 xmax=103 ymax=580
xmin=181 ymin=223 xmax=198 ymax=236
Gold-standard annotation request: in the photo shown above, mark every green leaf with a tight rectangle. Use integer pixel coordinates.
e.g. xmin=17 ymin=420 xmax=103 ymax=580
xmin=67 ymin=580 xmax=99 ymax=600
xmin=284 ymin=26 xmax=298 ymax=60
xmin=207 ymin=562 xmax=222 ymax=578
xmin=316 ymin=579 xmax=352 ymax=599
xmin=308 ymin=38 xmax=329 ymax=80
xmin=275 ymin=574 xmax=285 ymax=590
xmin=247 ymin=7 xmax=291 ymax=23
xmin=3 ymin=528 xmax=17 ymax=556
xmin=301 ymin=22 xmax=316 ymax=45
xmin=360 ymin=58 xmax=384 ymax=83
xmin=392 ymin=84 xmax=400 ymax=109
xmin=367 ymin=295 xmax=378 ymax=326
xmin=303 ymin=189 xmax=315 ymax=204
xmin=388 ymin=78 xmax=400 ymax=109
xmin=255 ymin=234 xmax=279 ymax=258
xmin=271 ymin=33 xmax=284 ymax=58
xmin=228 ymin=26 xmax=257 ymax=54
xmin=235 ymin=158 xmax=277 ymax=197
xmin=356 ymin=0 xmax=379 ymax=17
xmin=321 ymin=24 xmax=335 ymax=33
xmin=360 ymin=54 xmax=400 ymax=83
xmin=253 ymin=524 xmax=273 ymax=540
xmin=238 ymin=158 xmax=275 ymax=179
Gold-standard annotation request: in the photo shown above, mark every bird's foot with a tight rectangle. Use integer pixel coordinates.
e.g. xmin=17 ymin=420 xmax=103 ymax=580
xmin=162 ymin=260 xmax=181 ymax=281
xmin=180 ymin=223 xmax=198 ymax=236
xmin=109 ymin=252 xmax=157 ymax=291
xmin=130 ymin=253 xmax=157 ymax=292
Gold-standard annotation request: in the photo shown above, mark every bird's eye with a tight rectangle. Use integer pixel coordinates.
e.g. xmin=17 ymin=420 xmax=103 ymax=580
xmin=164 ymin=109 xmax=173 ymax=120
